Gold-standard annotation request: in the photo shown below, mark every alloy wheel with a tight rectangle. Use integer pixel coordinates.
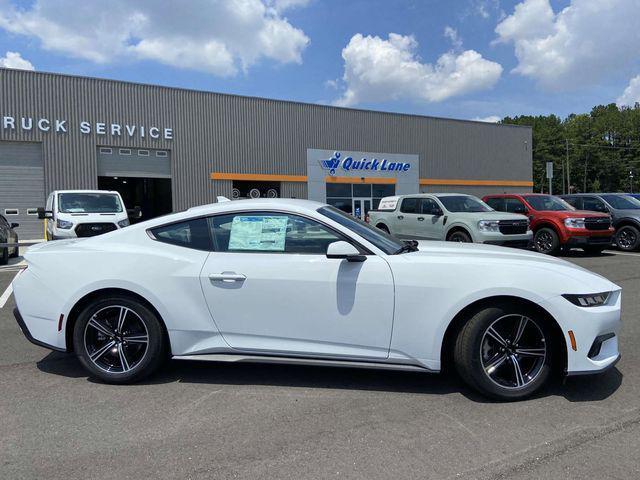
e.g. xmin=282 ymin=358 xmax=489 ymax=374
xmin=617 ymin=227 xmax=637 ymax=250
xmin=450 ymin=232 xmax=470 ymax=242
xmin=480 ymin=314 xmax=547 ymax=390
xmin=84 ymin=305 xmax=149 ymax=374
xmin=535 ymin=231 xmax=553 ymax=253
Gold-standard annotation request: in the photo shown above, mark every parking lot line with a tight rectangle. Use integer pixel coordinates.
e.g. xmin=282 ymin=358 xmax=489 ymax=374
xmin=0 ymin=280 xmax=14 ymax=309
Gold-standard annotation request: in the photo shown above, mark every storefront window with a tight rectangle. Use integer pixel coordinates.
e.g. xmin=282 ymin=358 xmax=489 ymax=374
xmin=325 ymin=182 xmax=395 ymax=219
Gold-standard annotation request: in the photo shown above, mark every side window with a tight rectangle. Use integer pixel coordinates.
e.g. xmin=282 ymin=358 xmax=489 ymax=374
xmin=485 ymin=197 xmax=504 ymax=211
xmin=563 ymin=196 xmax=581 ymax=209
xmin=420 ymin=198 xmax=439 ymax=215
xmin=583 ymin=197 xmax=607 ymax=212
xmin=210 ymin=212 xmax=346 ymax=255
xmin=505 ymin=198 xmax=526 ymax=213
xmin=150 ymin=218 xmax=211 ymax=250
xmin=400 ymin=198 xmax=419 ymax=214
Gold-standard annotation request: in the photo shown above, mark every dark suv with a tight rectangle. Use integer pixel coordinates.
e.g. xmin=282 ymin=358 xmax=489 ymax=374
xmin=561 ymin=193 xmax=640 ymax=251
xmin=0 ymin=214 xmax=19 ymax=265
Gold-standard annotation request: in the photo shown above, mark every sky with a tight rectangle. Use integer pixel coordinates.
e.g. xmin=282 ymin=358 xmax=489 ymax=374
xmin=0 ymin=0 xmax=639 ymax=122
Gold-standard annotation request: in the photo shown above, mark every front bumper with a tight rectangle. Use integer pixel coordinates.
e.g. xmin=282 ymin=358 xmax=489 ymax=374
xmin=566 ymin=235 xmax=613 ymax=247
xmin=479 ymin=230 xmax=533 ymax=248
xmin=541 ymin=292 xmax=621 ymax=375
xmin=13 ymin=307 xmax=67 ymax=352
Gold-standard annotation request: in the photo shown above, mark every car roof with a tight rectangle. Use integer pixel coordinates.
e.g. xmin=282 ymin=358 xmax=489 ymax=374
xmin=54 ymin=189 xmax=121 ymax=194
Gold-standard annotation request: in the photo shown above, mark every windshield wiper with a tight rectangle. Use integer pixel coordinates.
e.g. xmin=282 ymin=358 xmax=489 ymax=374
xmin=394 ymin=240 xmax=419 ymax=254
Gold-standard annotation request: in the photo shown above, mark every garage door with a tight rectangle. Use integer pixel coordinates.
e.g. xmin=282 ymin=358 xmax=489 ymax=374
xmin=0 ymin=141 xmax=45 ymax=240
xmin=97 ymin=147 xmax=171 ymax=178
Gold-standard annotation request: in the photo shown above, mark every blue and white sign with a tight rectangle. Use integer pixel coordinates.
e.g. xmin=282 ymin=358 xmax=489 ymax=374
xmin=320 ymin=151 xmax=411 ymax=175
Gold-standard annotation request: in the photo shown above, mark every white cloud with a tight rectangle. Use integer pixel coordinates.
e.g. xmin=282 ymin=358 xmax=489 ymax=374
xmin=473 ymin=115 xmax=501 ymax=122
xmin=495 ymin=0 xmax=640 ymax=90
xmin=0 ymin=0 xmax=310 ymax=76
xmin=268 ymin=0 xmax=311 ymax=11
xmin=0 ymin=51 xmax=34 ymax=70
xmin=334 ymin=33 xmax=503 ymax=107
xmin=444 ymin=26 xmax=463 ymax=50
xmin=617 ymin=75 xmax=640 ymax=107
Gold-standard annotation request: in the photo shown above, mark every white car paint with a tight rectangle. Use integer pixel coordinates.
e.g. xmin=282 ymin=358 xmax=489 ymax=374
xmin=13 ymin=199 xmax=620 ymax=376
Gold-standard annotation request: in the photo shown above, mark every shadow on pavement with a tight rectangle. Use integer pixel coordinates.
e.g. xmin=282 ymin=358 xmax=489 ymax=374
xmin=35 ymin=351 xmax=623 ymax=403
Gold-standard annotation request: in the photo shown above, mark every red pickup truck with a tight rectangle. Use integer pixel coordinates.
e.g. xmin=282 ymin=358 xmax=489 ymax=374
xmin=482 ymin=193 xmax=614 ymax=255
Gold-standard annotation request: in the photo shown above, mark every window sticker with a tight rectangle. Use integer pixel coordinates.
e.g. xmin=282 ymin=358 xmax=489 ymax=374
xmin=228 ymin=215 xmax=288 ymax=251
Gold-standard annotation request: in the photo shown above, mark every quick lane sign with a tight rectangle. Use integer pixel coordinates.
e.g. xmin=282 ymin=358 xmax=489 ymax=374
xmin=320 ymin=151 xmax=411 ymax=175
xmin=2 ymin=115 xmax=173 ymax=140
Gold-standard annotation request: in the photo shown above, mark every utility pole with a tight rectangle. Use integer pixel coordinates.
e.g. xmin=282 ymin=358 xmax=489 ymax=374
xmin=631 ymin=170 xmax=635 ymax=193
xmin=583 ymin=152 xmax=589 ymax=192
xmin=565 ymin=139 xmax=571 ymax=194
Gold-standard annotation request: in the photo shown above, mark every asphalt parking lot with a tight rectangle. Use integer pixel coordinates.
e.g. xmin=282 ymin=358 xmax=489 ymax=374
xmin=1 ymin=249 xmax=639 ymax=480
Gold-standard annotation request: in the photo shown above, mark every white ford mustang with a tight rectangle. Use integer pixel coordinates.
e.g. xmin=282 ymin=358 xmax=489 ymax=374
xmin=13 ymin=199 xmax=621 ymax=400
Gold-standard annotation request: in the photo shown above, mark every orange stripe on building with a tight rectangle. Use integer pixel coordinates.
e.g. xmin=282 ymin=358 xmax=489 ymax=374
xmin=210 ymin=172 xmax=307 ymax=182
xmin=419 ymin=178 xmax=533 ymax=187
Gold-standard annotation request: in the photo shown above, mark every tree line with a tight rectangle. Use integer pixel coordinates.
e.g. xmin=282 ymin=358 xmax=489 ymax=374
xmin=501 ymin=103 xmax=640 ymax=194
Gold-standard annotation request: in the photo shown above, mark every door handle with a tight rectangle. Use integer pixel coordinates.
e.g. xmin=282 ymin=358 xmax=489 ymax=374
xmin=209 ymin=272 xmax=247 ymax=283
xmin=397 ymin=215 xmax=404 ymax=220
xmin=417 ymin=217 xmax=425 ymax=221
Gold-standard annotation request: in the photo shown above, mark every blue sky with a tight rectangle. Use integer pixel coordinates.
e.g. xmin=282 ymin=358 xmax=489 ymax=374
xmin=1 ymin=0 xmax=639 ymax=121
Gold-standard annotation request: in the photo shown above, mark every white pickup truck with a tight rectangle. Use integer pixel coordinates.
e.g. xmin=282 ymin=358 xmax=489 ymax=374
xmin=368 ymin=193 xmax=532 ymax=247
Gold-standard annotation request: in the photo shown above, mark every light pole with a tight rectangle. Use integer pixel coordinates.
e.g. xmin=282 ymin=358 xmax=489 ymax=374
xmin=630 ymin=170 xmax=635 ymax=194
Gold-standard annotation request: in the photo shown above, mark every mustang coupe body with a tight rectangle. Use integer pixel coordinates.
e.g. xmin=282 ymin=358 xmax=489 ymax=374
xmin=13 ymin=199 xmax=621 ymax=400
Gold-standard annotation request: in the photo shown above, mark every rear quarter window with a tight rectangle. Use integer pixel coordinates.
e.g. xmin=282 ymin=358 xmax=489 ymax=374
xmin=150 ymin=218 xmax=211 ymax=250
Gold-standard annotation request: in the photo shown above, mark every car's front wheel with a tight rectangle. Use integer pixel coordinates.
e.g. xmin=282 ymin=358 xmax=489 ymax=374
xmin=533 ymin=227 xmax=560 ymax=255
xmin=454 ymin=304 xmax=553 ymax=400
xmin=73 ymin=295 xmax=166 ymax=383
xmin=615 ymin=225 xmax=640 ymax=251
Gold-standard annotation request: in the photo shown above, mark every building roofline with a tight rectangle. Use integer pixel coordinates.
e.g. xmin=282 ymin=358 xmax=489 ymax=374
xmin=1 ymin=67 xmax=532 ymax=130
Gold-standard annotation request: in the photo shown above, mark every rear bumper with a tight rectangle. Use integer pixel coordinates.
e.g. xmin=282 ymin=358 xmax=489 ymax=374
xmin=13 ymin=307 xmax=67 ymax=352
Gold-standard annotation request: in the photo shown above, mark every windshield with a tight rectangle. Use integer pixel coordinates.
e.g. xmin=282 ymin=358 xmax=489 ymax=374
xmin=317 ymin=206 xmax=405 ymax=255
xmin=435 ymin=195 xmax=492 ymax=213
xmin=523 ymin=195 xmax=573 ymax=211
xmin=58 ymin=193 xmax=123 ymax=213
xmin=601 ymin=194 xmax=640 ymax=210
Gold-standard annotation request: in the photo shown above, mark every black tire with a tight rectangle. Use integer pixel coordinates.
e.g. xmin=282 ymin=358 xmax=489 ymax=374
xmin=447 ymin=229 xmax=472 ymax=243
xmin=533 ymin=227 xmax=560 ymax=255
xmin=583 ymin=245 xmax=605 ymax=255
xmin=454 ymin=303 xmax=553 ymax=401
xmin=0 ymin=246 xmax=8 ymax=265
xmin=376 ymin=224 xmax=390 ymax=234
xmin=615 ymin=225 xmax=640 ymax=251
xmin=73 ymin=295 xmax=166 ymax=384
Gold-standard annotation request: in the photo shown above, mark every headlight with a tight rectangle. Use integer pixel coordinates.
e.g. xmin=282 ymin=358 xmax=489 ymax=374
xmin=478 ymin=220 xmax=500 ymax=232
xmin=56 ymin=219 xmax=73 ymax=229
xmin=117 ymin=219 xmax=130 ymax=228
xmin=562 ymin=292 xmax=611 ymax=307
xmin=564 ymin=217 xmax=586 ymax=229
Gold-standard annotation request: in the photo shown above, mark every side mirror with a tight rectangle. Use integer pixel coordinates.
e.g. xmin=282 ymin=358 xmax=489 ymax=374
xmin=326 ymin=241 xmax=366 ymax=262
xmin=128 ymin=206 xmax=142 ymax=219
xmin=10 ymin=223 xmax=19 ymax=229
xmin=37 ymin=207 xmax=53 ymax=219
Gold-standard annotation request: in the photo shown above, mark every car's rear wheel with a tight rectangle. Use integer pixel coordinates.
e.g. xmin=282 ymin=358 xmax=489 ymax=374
xmin=615 ymin=225 xmax=640 ymax=251
xmin=454 ymin=304 xmax=553 ymax=401
xmin=447 ymin=230 xmax=472 ymax=243
xmin=533 ymin=227 xmax=560 ymax=255
xmin=73 ymin=295 xmax=166 ymax=383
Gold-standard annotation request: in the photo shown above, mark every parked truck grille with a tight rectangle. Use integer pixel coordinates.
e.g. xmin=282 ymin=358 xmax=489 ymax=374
xmin=75 ymin=222 xmax=117 ymax=237
xmin=584 ymin=217 xmax=611 ymax=231
xmin=498 ymin=220 xmax=529 ymax=235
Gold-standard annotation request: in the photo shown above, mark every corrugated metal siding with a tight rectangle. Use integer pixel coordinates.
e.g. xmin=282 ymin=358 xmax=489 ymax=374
xmin=1 ymin=70 xmax=532 ymax=211
xmin=420 ymin=185 xmax=528 ymax=196
xmin=280 ymin=182 xmax=307 ymax=199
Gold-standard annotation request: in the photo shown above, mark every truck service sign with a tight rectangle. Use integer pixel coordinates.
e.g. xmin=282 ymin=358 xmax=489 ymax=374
xmin=2 ymin=115 xmax=173 ymax=140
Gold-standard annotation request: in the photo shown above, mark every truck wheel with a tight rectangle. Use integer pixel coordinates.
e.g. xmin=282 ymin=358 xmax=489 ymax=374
xmin=615 ymin=225 xmax=640 ymax=251
xmin=533 ymin=228 xmax=560 ymax=255
xmin=376 ymin=224 xmax=390 ymax=234
xmin=447 ymin=230 xmax=472 ymax=243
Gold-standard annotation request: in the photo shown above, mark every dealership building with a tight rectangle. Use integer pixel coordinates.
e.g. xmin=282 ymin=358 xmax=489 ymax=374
xmin=0 ymin=69 xmax=532 ymax=238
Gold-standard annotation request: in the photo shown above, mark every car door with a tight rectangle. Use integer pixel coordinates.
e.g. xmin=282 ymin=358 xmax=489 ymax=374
xmin=418 ymin=197 xmax=446 ymax=240
xmin=199 ymin=211 xmax=395 ymax=359
xmin=396 ymin=197 xmax=421 ymax=238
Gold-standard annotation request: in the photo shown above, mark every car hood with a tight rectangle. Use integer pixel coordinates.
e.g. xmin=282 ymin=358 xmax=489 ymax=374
xmin=556 ymin=210 xmax=610 ymax=218
xmin=613 ymin=209 xmax=640 ymax=219
xmin=446 ymin=211 xmax=528 ymax=221
xmin=399 ymin=241 xmax=619 ymax=292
